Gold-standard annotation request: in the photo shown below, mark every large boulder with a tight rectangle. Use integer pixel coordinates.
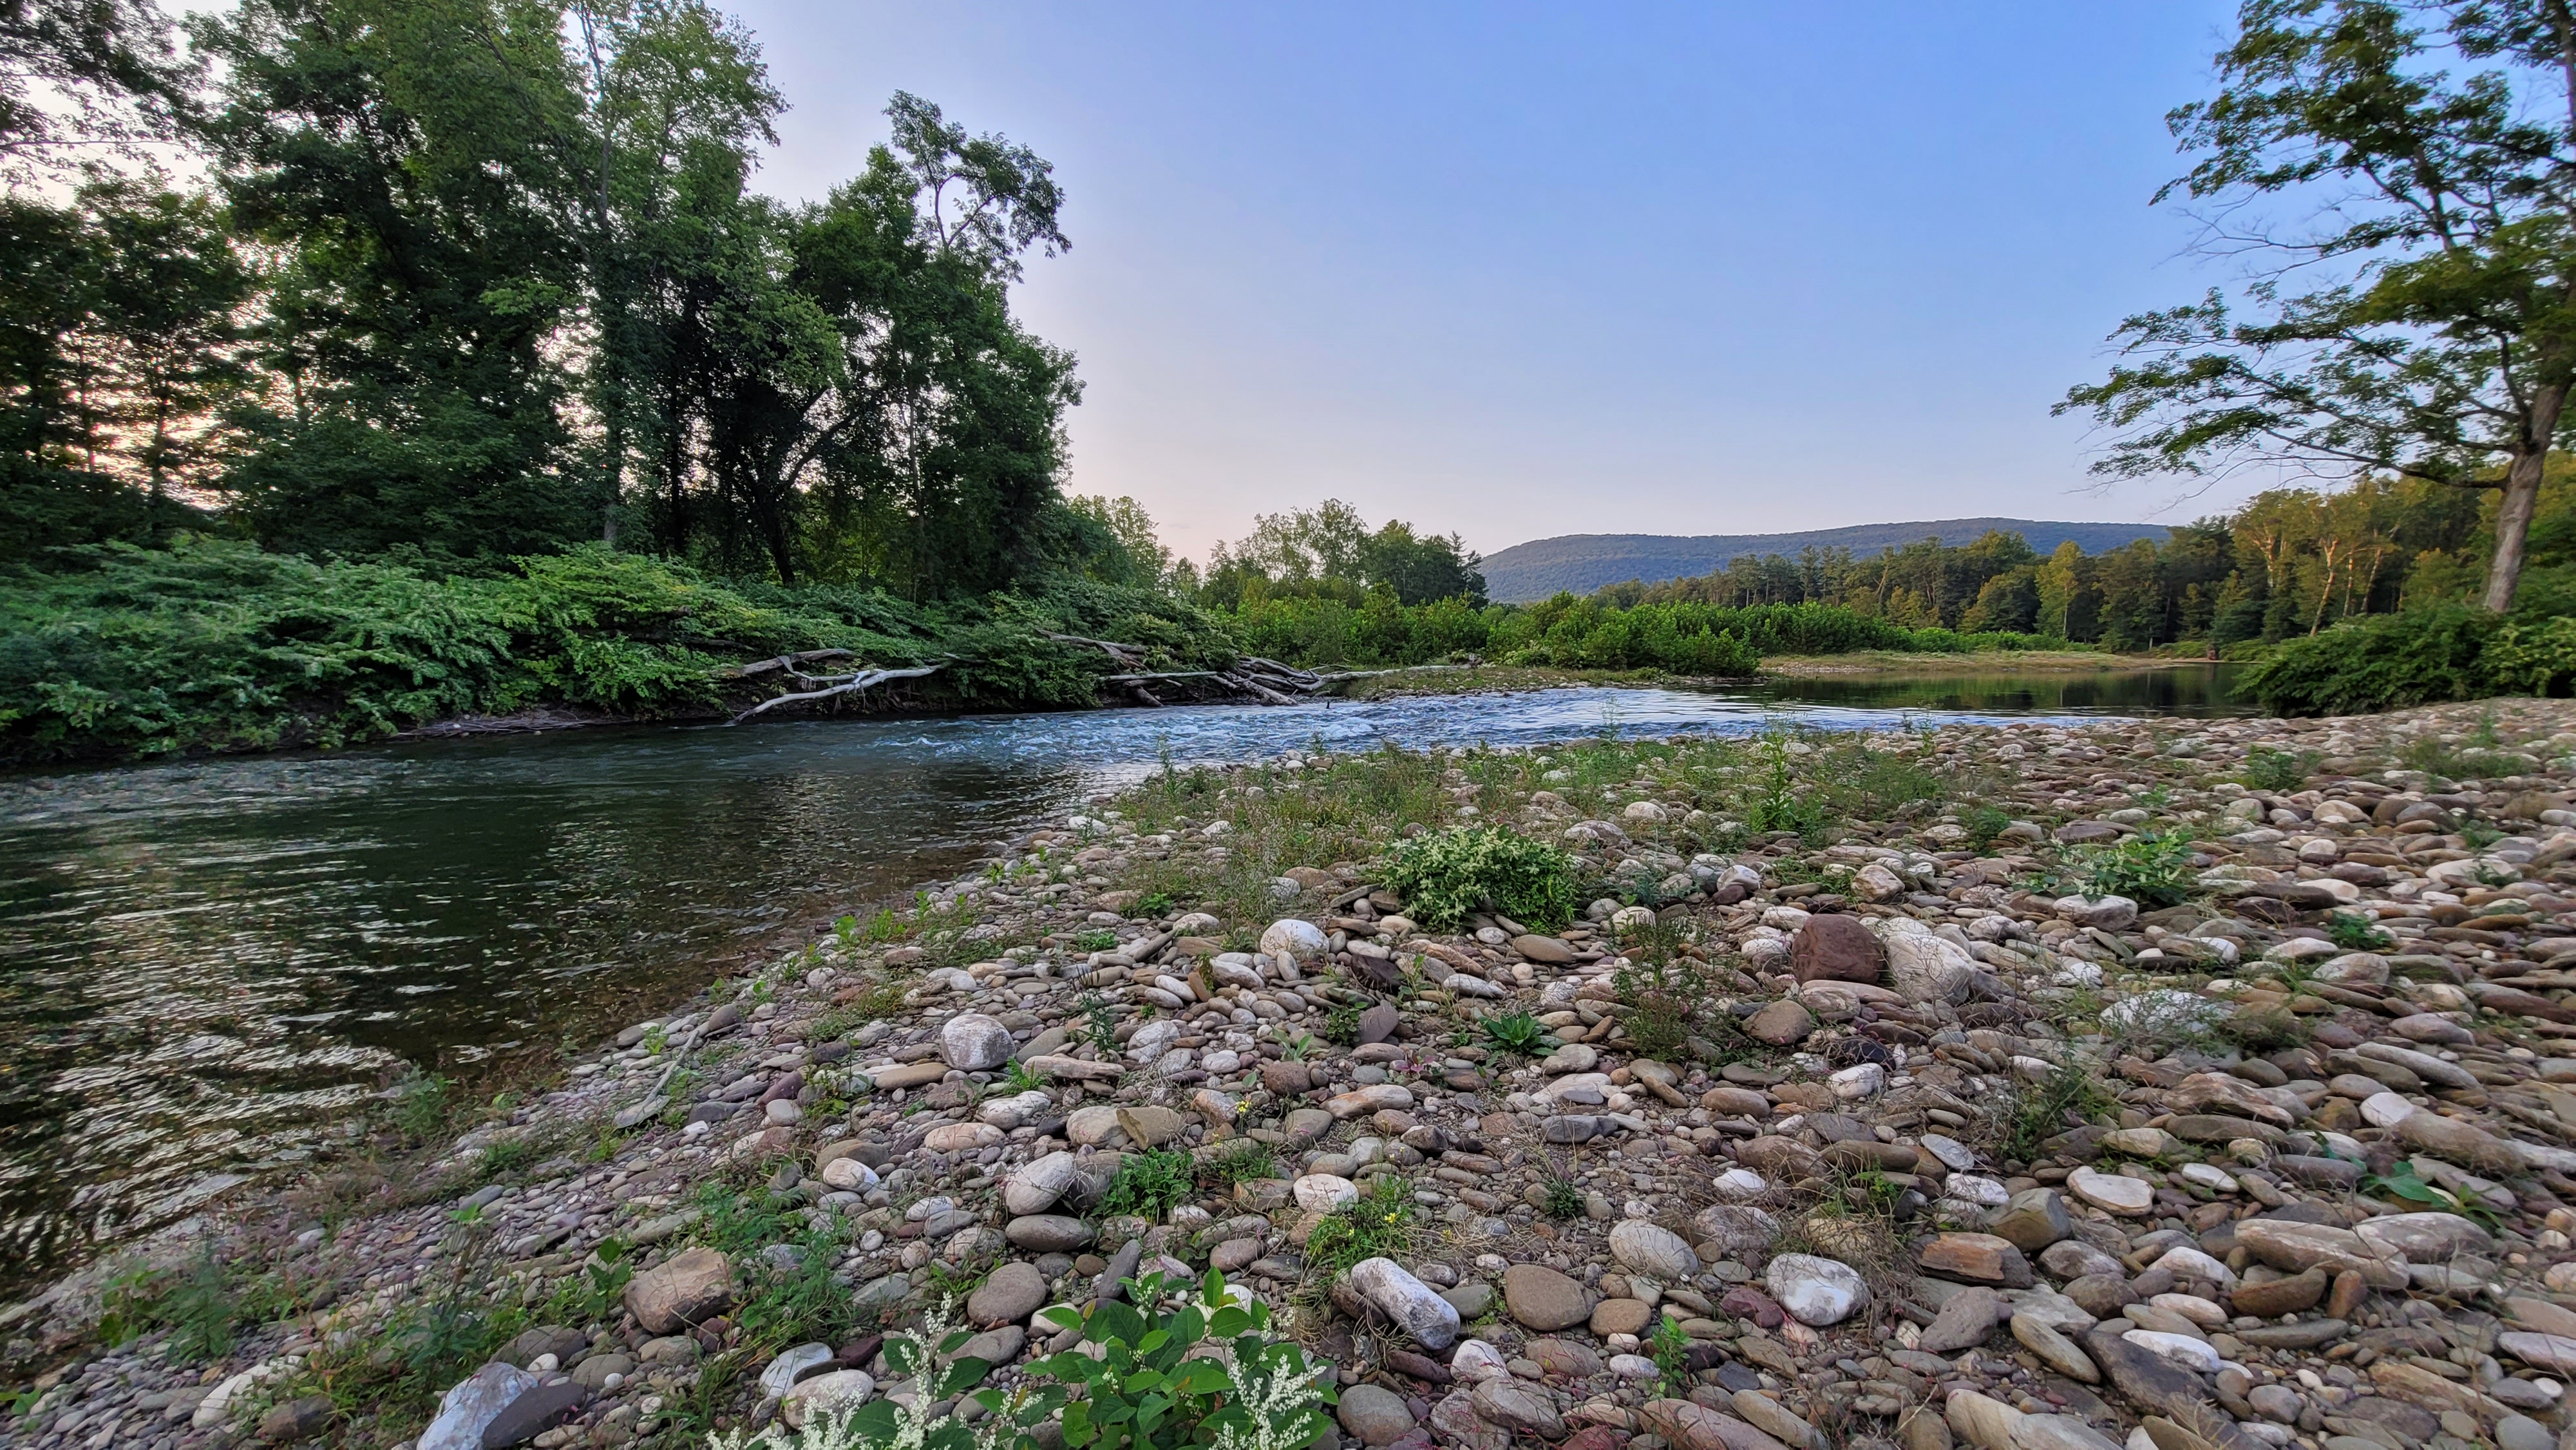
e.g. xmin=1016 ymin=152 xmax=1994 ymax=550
xmin=624 ymin=1248 xmax=734 ymax=1334
xmin=1790 ymin=914 xmax=1884 ymax=984
xmin=938 ymin=1013 xmax=1014 ymax=1071
xmin=1875 ymin=918 xmax=1976 ymax=1003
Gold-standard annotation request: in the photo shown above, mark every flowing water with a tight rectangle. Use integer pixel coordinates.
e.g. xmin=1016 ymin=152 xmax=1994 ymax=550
xmin=0 ymin=665 xmax=2246 ymax=1300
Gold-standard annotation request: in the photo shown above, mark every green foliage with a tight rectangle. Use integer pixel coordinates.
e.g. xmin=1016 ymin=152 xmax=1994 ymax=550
xmin=1962 ymin=804 xmax=2014 ymax=852
xmin=2239 ymin=746 xmax=2313 ymax=792
xmin=1742 ymin=734 xmax=1830 ymax=840
xmin=2240 ymin=607 xmax=2501 ymax=716
xmin=2358 ymin=1161 xmax=2503 ymax=1230
xmin=0 ymin=539 xmax=1241 ymax=765
xmin=1023 ymin=1271 xmax=1334 ymax=1450
xmin=1100 ymin=1149 xmax=1197 ymax=1221
xmin=1538 ymin=1177 xmax=1586 ymax=1221
xmin=1303 ymin=1176 xmax=1417 ymax=1276
xmin=2067 ymin=829 xmax=2198 ymax=909
xmin=2325 ymin=911 xmax=2393 ymax=952
xmin=1072 ymin=928 xmax=1120 ymax=952
xmin=1646 ymin=1316 xmax=1691 ymax=1397
xmin=1195 ymin=1142 xmax=1279 ymax=1196
xmin=1380 ymin=825 xmax=1577 ymax=931
xmin=1996 ymin=1061 xmax=2120 ymax=1164
xmin=1477 ymin=1010 xmax=1551 ymax=1057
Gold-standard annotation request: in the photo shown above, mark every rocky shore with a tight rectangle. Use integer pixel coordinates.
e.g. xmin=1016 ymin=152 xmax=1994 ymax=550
xmin=14 ymin=697 xmax=2576 ymax=1450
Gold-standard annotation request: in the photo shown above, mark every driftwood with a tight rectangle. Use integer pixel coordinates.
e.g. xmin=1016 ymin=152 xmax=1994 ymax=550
xmin=726 ymin=648 xmax=856 ymax=679
xmin=726 ymin=662 xmax=947 ymax=724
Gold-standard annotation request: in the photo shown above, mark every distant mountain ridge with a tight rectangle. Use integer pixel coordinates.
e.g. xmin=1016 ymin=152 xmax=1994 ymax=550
xmin=1479 ymin=518 xmax=2174 ymax=603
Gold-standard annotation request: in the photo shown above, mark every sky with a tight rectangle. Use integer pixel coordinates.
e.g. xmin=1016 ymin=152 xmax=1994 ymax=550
xmin=721 ymin=1 xmax=2252 ymax=561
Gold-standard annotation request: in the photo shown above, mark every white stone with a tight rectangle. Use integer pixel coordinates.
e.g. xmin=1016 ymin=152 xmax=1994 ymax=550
xmin=939 ymin=1012 xmax=1016 ymax=1070
xmin=2145 ymin=1247 xmax=2237 ymax=1289
xmin=2177 ymin=1162 xmax=2238 ymax=1194
xmin=1609 ymin=1219 xmax=1701 ymax=1281
xmin=781 ymin=1370 xmax=876 ymax=1429
xmin=1852 ymin=862 xmax=1907 ymax=903
xmin=978 ymin=1089 xmax=1056 ymax=1129
xmin=1946 ymin=1174 xmax=2010 ymax=1209
xmin=1712 ymin=1168 xmax=1769 ymax=1201
xmin=922 ymin=1122 xmax=1002 ymax=1153
xmin=1259 ymin=919 xmax=1329 ymax=960
xmin=2066 ymin=1167 xmax=2154 ymax=1217
xmin=1003 ymin=1151 xmax=1079 ymax=1215
xmin=1920 ymin=1134 xmax=1976 ymax=1172
xmin=1829 ymin=1062 xmax=1886 ymax=1100
xmin=1293 ymin=1174 xmax=1359 ymax=1211
xmin=1347 ymin=1257 xmax=1459 ymax=1349
xmin=417 ymin=1362 xmax=537 ymax=1450
xmin=1765 ymin=1252 xmax=1868 ymax=1326
xmin=759 ymin=1343 xmax=835 ymax=1397
xmin=1448 ymin=1339 xmax=1511 ymax=1382
xmin=2119 ymin=1330 xmax=2223 ymax=1373
xmin=2055 ymin=895 xmax=2139 ymax=932
xmin=1876 ymin=918 xmax=1977 ymax=1003
xmin=821 ymin=1156 xmax=880 ymax=1192
xmin=2361 ymin=1091 xmax=2420 ymax=1128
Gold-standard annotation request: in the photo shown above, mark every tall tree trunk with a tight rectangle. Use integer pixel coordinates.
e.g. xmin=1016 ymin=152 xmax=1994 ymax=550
xmin=2485 ymin=442 xmax=2554 ymax=611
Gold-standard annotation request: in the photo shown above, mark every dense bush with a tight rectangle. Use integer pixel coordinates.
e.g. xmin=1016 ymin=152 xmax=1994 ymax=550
xmin=1380 ymin=824 xmax=1578 ymax=930
xmin=0 ymin=538 xmax=1238 ymax=765
xmin=2238 ymin=606 xmax=2520 ymax=715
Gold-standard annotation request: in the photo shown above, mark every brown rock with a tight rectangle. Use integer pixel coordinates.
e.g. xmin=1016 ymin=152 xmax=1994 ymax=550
xmin=2394 ymin=1110 xmax=2526 ymax=1175
xmin=257 ymin=1397 xmax=333 ymax=1444
xmin=1591 ymin=1297 xmax=1655 ymax=1337
xmin=1743 ymin=1000 xmax=1816 ymax=1046
xmin=625 ymin=1247 xmax=734 ymax=1334
xmin=2327 ymin=1268 xmax=2366 ymax=1319
xmin=1989 ymin=1189 xmax=2070 ymax=1252
xmin=1502 ymin=1262 xmax=1592 ymax=1331
xmin=2228 ymin=1266 xmax=2325 ymax=1317
xmin=1917 ymin=1286 xmax=2005 ymax=1354
xmin=1736 ymin=1135 xmax=1824 ymax=1180
xmin=1791 ymin=914 xmax=1885 ymax=984
xmin=1513 ymin=934 xmax=1577 ymax=965
xmin=1258 ymin=1060 xmax=1313 ymax=1095
xmin=1917 ymin=1232 xmax=2034 ymax=1288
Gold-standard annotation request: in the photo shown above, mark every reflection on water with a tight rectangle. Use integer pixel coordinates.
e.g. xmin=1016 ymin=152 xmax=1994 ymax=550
xmin=0 ymin=668 xmax=2245 ymax=1298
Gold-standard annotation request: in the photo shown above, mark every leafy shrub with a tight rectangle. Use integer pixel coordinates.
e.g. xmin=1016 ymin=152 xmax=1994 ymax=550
xmin=2069 ymin=829 xmax=2198 ymax=908
xmin=1303 ymin=1176 xmax=1417 ymax=1274
xmin=2325 ymin=910 xmax=2392 ymax=951
xmin=1028 ymin=1271 xmax=1334 ymax=1450
xmin=1478 ymin=1010 xmax=1550 ymax=1056
xmin=2239 ymin=605 xmax=2496 ymax=715
xmin=1963 ymin=804 xmax=2013 ymax=852
xmin=1099 ymin=1149 xmax=1197 ymax=1221
xmin=1380 ymin=825 xmax=1577 ymax=930
xmin=2239 ymin=746 xmax=2313 ymax=791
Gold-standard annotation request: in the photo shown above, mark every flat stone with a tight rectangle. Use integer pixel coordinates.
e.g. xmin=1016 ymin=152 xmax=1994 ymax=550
xmin=2012 ymin=1312 xmax=2099 ymax=1384
xmin=1743 ymin=999 xmax=1816 ymax=1046
xmin=1503 ymin=1263 xmax=1592 ymax=1331
xmin=1513 ymin=934 xmax=1577 ymax=964
xmin=2233 ymin=1318 xmax=2348 ymax=1350
xmin=1990 ymin=1188 xmax=2070 ymax=1251
xmin=2229 ymin=1266 xmax=2326 ymax=1316
xmin=1918 ymin=1232 xmax=2033 ymax=1288
xmin=1591 ymin=1297 xmax=1654 ymax=1337
xmin=779 ymin=1370 xmax=875 ymax=1429
xmin=1918 ymin=1286 xmax=2005 ymax=1354
xmin=419 ymin=1364 xmax=536 ymax=1450
xmin=477 ymin=1382 xmax=586 ymax=1448
xmin=1003 ymin=1214 xmax=1094 ymax=1252
xmin=258 ymin=1397 xmax=334 ymax=1444
xmin=1792 ymin=914 xmax=1885 ymax=984
xmin=1469 ymin=1379 xmax=1565 ymax=1439
xmin=1609 ymin=1219 xmax=1701 ymax=1280
xmin=624 ymin=1248 xmax=733 ymax=1334
xmin=2499 ymin=1330 xmax=2576 ymax=1375
xmin=2065 ymin=1167 xmax=2154 ymax=1216
xmin=2233 ymin=1218 xmax=2406 ymax=1288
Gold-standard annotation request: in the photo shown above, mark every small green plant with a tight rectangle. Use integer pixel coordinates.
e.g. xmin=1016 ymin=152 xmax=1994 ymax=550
xmin=1611 ymin=921 xmax=1707 ymax=1062
xmin=1281 ymin=1032 xmax=1316 ymax=1061
xmin=1002 ymin=1059 xmax=1046 ymax=1093
xmin=2240 ymin=745 xmax=2313 ymax=792
xmin=1077 ymin=990 xmax=1121 ymax=1052
xmin=1074 ymin=928 xmax=1120 ymax=953
xmin=1539 ymin=1177 xmax=1586 ymax=1221
xmin=1101 ymin=1149 xmax=1197 ymax=1221
xmin=1742 ymin=733 xmax=1831 ymax=840
xmin=1379 ymin=824 xmax=1578 ymax=930
xmin=1196 ymin=1141 xmax=1279 ymax=1196
xmin=2358 ymin=1161 xmax=2503 ymax=1230
xmin=1024 ymin=1270 xmax=1335 ymax=1450
xmin=2325 ymin=910 xmax=2393 ymax=951
xmin=478 ymin=1135 xmax=540 ymax=1180
xmin=1321 ymin=1000 xmax=1364 ymax=1046
xmin=1137 ymin=890 xmax=1177 ymax=916
xmin=1303 ymin=1176 xmax=1417 ymax=1274
xmin=2068 ymin=829 xmax=2198 ymax=908
xmin=1995 ymin=1060 xmax=2121 ymax=1164
xmin=1647 ymin=1315 xmax=1691 ymax=1397
xmin=1963 ymin=804 xmax=2013 ymax=852
xmin=391 ymin=1071 xmax=452 ymax=1142
xmin=641 ymin=1022 xmax=669 ymax=1055
xmin=2462 ymin=818 xmax=2506 ymax=850
xmin=1478 ymin=1010 xmax=1551 ymax=1057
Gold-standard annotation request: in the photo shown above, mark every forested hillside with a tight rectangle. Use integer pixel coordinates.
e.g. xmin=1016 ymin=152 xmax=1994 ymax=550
xmin=1479 ymin=518 xmax=2172 ymax=601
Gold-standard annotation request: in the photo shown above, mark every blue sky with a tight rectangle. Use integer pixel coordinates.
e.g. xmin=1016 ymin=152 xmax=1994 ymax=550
xmin=728 ymin=1 xmax=2251 ymax=560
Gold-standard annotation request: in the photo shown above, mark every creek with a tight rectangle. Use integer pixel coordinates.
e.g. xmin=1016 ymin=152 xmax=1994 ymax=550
xmin=0 ymin=664 xmax=2246 ymax=1301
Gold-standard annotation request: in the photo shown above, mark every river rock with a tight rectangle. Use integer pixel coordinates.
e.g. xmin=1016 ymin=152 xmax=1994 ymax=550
xmin=1918 ymin=1286 xmax=2005 ymax=1354
xmin=1765 ymin=1252 xmax=1868 ymax=1326
xmin=1609 ymin=1219 xmax=1700 ymax=1280
xmin=939 ymin=1012 xmax=1014 ymax=1070
xmin=1693 ymin=1203 xmax=1782 ymax=1255
xmin=1004 ymin=1214 xmax=1094 ymax=1252
xmin=1005 ymin=1151 xmax=1079 ymax=1214
xmin=780 ymin=1370 xmax=875 ymax=1429
xmin=1337 ymin=1384 xmax=1417 ymax=1446
xmin=1989 ymin=1188 xmax=2070 ymax=1251
xmin=1502 ymin=1263 xmax=1592 ymax=1330
xmin=2065 ymin=1166 xmax=2153 ymax=1216
xmin=625 ymin=1248 xmax=733 ymax=1333
xmin=1744 ymin=999 xmax=1816 ymax=1046
xmin=1878 ymin=918 xmax=1978 ymax=1001
xmin=1260 ymin=919 xmax=1328 ymax=959
xmin=1792 ymin=914 xmax=1884 ymax=983
xmin=418 ymin=1363 xmax=536 ymax=1450
xmin=969 ymin=1261 xmax=1048 ymax=1326
xmin=1348 ymin=1257 xmax=1461 ymax=1349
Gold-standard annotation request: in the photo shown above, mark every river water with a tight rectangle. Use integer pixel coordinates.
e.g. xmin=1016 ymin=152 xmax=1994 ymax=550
xmin=0 ymin=666 xmax=2245 ymax=1301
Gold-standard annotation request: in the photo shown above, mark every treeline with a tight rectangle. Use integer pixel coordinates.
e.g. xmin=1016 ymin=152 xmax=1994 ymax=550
xmin=0 ymin=539 xmax=1236 ymax=764
xmin=1596 ymin=468 xmax=2576 ymax=654
xmin=3 ymin=0 xmax=1139 ymax=596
